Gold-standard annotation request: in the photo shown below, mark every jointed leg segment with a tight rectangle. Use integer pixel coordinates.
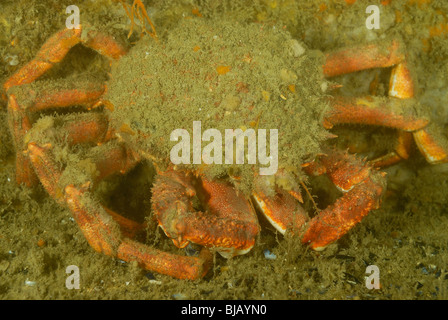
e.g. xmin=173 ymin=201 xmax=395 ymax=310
xmin=3 ymin=26 xmax=126 ymax=93
xmin=323 ymin=39 xmax=447 ymax=165
xmin=27 ymin=138 xmax=212 ymax=280
xmin=253 ymin=149 xmax=385 ymax=251
xmin=4 ymin=25 xmax=126 ymax=186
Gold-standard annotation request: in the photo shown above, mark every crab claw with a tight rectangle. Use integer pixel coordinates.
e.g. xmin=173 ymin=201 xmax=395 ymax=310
xmin=253 ymin=148 xmax=386 ymax=251
xmin=152 ymin=170 xmax=260 ymax=258
xmin=251 ymin=171 xmax=308 ymax=235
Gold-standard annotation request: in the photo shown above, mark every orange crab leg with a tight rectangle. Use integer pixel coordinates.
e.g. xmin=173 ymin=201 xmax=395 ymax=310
xmin=7 ymin=82 xmax=106 ymax=186
xmin=324 ymin=96 xmax=429 ymax=131
xmin=26 ymin=113 xmax=144 ymax=238
xmin=152 ymin=170 xmax=260 ymax=258
xmin=377 ymin=58 xmax=416 ymax=165
xmin=27 ymin=142 xmax=211 ymax=280
xmin=371 ymin=131 xmax=413 ymax=167
xmin=7 ymin=94 xmax=38 ymax=186
xmin=26 ymin=107 xmax=142 ymax=188
xmin=117 ymin=240 xmax=212 ymax=280
xmin=30 ymin=84 xmax=105 ymax=112
xmin=332 ymin=97 xmax=448 ymax=166
xmin=413 ymin=125 xmax=448 ymax=164
xmin=55 ymin=113 xmax=111 ymax=146
xmin=103 ymin=207 xmax=145 ymax=239
xmin=3 ymin=26 xmax=126 ymax=93
xmin=27 ymin=136 xmax=142 ymax=238
xmin=72 ymin=141 xmax=141 ymax=184
xmin=301 ymin=149 xmax=386 ymax=250
xmin=323 ymin=41 xmax=422 ymax=131
xmin=388 ymin=61 xmax=414 ymax=99
xmin=66 ymin=184 xmax=211 ymax=279
xmin=323 ymin=39 xmax=404 ymax=78
xmin=253 ymin=149 xmax=385 ymax=250
xmin=323 ymin=39 xmax=448 ymax=165
xmin=3 ymin=25 xmax=126 ymax=186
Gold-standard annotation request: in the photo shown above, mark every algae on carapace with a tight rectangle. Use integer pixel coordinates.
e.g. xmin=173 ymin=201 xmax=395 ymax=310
xmin=106 ymin=17 xmax=330 ymax=192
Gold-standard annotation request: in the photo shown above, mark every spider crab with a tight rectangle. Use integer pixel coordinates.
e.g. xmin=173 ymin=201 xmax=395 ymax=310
xmin=2 ymin=16 xmax=447 ymax=280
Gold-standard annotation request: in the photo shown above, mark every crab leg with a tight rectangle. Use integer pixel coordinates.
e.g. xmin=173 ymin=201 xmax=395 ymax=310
xmin=373 ymin=60 xmax=417 ymax=166
xmin=324 ymin=96 xmax=429 ymax=131
xmin=302 ymin=149 xmax=386 ymax=250
xmin=22 ymin=106 xmax=145 ymax=239
xmin=325 ymin=40 xmax=414 ymax=100
xmin=413 ymin=125 xmax=448 ymax=164
xmin=324 ymin=96 xmax=426 ymax=166
xmin=152 ymin=170 xmax=260 ymax=258
xmin=85 ymin=142 xmax=142 ymax=184
xmin=7 ymin=94 xmax=37 ymax=186
xmin=323 ymin=39 xmax=448 ymax=165
xmin=26 ymin=141 xmax=211 ymax=279
xmin=3 ymin=24 xmax=126 ymax=186
xmin=326 ymin=98 xmax=448 ymax=165
xmin=323 ymin=39 xmax=405 ymax=78
xmin=27 ymin=111 xmax=143 ymax=237
xmin=252 ymin=149 xmax=385 ymax=250
xmin=6 ymin=81 xmax=106 ymax=186
xmin=3 ymin=26 xmax=126 ymax=93
xmin=48 ymin=112 xmax=111 ymax=146
xmin=370 ymin=131 xmax=413 ymax=167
